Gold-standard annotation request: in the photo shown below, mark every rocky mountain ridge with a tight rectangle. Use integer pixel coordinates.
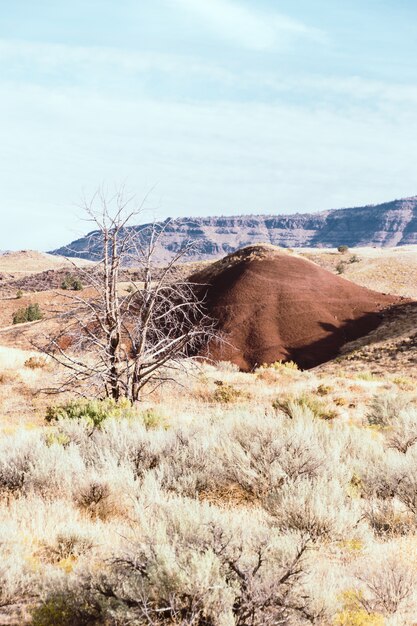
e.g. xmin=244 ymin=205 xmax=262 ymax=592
xmin=50 ymin=195 xmax=417 ymax=263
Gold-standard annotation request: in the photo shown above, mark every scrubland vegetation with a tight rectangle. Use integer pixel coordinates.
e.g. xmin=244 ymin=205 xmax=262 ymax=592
xmin=12 ymin=303 xmax=43 ymax=325
xmin=0 ymin=355 xmax=417 ymax=625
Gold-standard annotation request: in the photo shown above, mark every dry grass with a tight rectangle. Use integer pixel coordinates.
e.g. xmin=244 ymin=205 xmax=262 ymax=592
xmin=301 ymin=245 xmax=417 ymax=298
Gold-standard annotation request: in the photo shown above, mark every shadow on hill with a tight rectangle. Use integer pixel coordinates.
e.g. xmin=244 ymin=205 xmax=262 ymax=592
xmin=284 ymin=300 xmax=417 ymax=370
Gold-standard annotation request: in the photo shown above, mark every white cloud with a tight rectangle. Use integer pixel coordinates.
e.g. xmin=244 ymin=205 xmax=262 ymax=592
xmin=5 ymin=38 xmax=417 ymax=112
xmin=172 ymin=0 xmax=322 ymax=50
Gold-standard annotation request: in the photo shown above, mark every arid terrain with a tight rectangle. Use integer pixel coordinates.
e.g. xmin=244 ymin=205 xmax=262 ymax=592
xmin=51 ymin=195 xmax=417 ymax=263
xmin=0 ymin=245 xmax=416 ymax=625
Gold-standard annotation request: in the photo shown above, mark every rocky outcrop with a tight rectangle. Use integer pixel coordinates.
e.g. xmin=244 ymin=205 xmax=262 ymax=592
xmin=50 ymin=196 xmax=417 ymax=263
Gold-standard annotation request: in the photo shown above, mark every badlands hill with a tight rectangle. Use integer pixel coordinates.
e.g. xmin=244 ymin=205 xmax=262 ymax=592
xmin=51 ymin=195 xmax=417 ymax=263
xmin=190 ymin=245 xmax=406 ymax=370
xmin=0 ymin=244 xmax=415 ymax=377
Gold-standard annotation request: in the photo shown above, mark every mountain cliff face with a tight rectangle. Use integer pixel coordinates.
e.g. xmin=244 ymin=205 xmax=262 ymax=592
xmin=50 ymin=196 xmax=417 ymax=263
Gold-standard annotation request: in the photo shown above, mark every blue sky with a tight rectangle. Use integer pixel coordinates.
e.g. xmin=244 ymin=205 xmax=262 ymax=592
xmin=1 ymin=0 xmax=417 ymax=249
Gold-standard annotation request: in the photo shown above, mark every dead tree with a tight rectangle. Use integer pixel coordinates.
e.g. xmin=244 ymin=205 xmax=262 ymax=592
xmin=43 ymin=187 xmax=215 ymax=402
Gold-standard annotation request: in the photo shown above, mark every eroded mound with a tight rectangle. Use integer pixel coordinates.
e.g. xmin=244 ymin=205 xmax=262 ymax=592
xmin=191 ymin=245 xmax=404 ymax=370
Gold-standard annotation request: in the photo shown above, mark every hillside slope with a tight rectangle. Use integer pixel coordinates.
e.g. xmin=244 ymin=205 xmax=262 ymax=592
xmin=189 ymin=245 xmax=404 ymax=370
xmin=0 ymin=250 xmax=93 ymax=277
xmin=51 ymin=195 xmax=417 ymax=263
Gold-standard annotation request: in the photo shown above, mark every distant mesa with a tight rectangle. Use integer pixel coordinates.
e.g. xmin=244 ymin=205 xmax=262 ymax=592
xmin=190 ymin=245 xmax=405 ymax=370
xmin=50 ymin=195 xmax=417 ymax=263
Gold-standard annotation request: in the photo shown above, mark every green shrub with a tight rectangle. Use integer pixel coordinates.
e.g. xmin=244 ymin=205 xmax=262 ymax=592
xmin=334 ymin=589 xmax=384 ymax=625
xmin=141 ymin=407 xmax=169 ymax=429
xmin=45 ymin=398 xmax=137 ymax=428
xmin=212 ymin=380 xmax=244 ymax=404
xmin=16 ymin=289 xmax=23 ymax=299
xmin=44 ymin=431 xmax=71 ymax=447
xmin=61 ymin=274 xmax=83 ymax=290
xmin=349 ymin=254 xmax=360 ymax=263
xmin=392 ymin=376 xmax=415 ymax=391
xmin=338 ymin=245 xmax=349 ymax=254
xmin=336 ymin=261 xmax=346 ymax=274
xmin=355 ymin=371 xmax=380 ymax=382
xmin=257 ymin=360 xmax=299 ymax=372
xmin=273 ymin=393 xmax=337 ymax=420
xmin=316 ymin=384 xmax=333 ymax=396
xmin=270 ymin=360 xmax=298 ymax=371
xmin=12 ymin=303 xmax=43 ymax=324
xmin=31 ymin=592 xmax=101 ymax=626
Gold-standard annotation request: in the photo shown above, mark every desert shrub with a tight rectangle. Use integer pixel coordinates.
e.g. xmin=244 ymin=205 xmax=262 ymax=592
xmin=44 ymin=431 xmax=71 ymax=447
xmin=74 ymin=479 xmax=111 ymax=517
xmin=385 ymin=407 xmax=417 ymax=453
xmin=273 ymin=393 xmax=337 ymax=421
xmin=141 ymin=407 xmax=169 ymax=429
xmin=45 ymin=398 xmax=137 ymax=428
xmin=367 ymin=393 xmax=414 ymax=427
xmin=358 ymin=448 xmax=407 ymax=500
xmin=365 ymin=498 xmax=415 ymax=537
xmin=158 ymin=427 xmax=221 ymax=497
xmin=355 ymin=551 xmax=417 ymax=618
xmin=82 ymin=418 xmax=172 ymax=476
xmin=215 ymin=360 xmax=240 ymax=372
xmin=334 ymin=590 xmax=384 ymax=625
xmin=336 ymin=261 xmax=346 ymax=274
xmin=0 ymin=434 xmax=40 ymax=495
xmin=16 ymin=289 xmax=23 ymax=299
xmin=31 ymin=592 xmax=101 ymax=626
xmin=87 ymin=494 xmax=317 ymax=626
xmin=392 ymin=376 xmax=415 ymax=391
xmin=338 ymin=245 xmax=349 ymax=254
xmin=223 ymin=420 xmax=325 ymax=498
xmin=73 ymin=461 xmax=138 ymax=520
xmin=0 ymin=559 xmax=34 ymax=611
xmin=355 ymin=371 xmax=380 ymax=381
xmin=12 ymin=303 xmax=43 ymax=324
xmin=61 ymin=274 xmax=83 ymax=291
xmin=349 ymin=254 xmax=360 ymax=263
xmin=267 ymin=477 xmax=361 ymax=542
xmin=316 ymin=384 xmax=333 ymax=396
xmin=212 ymin=380 xmax=244 ymax=403
xmin=0 ymin=431 xmax=85 ymax=498
xmin=394 ymin=465 xmax=417 ymax=515
xmin=261 ymin=359 xmax=298 ymax=371
xmin=40 ymin=527 xmax=94 ymax=564
xmin=24 ymin=355 xmax=48 ymax=369
xmin=255 ymin=361 xmax=299 ymax=384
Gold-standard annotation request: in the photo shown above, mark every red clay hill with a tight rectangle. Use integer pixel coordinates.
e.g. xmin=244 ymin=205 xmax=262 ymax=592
xmin=189 ymin=245 xmax=405 ymax=370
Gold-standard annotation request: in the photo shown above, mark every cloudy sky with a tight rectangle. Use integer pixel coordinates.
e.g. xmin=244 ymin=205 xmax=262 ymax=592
xmin=2 ymin=0 xmax=417 ymax=250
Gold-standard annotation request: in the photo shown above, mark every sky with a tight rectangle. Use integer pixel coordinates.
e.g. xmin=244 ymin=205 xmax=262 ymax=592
xmin=1 ymin=0 xmax=417 ymax=250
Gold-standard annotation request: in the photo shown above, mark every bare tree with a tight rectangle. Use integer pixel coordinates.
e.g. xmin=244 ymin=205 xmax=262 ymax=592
xmin=43 ymin=187 xmax=215 ymax=402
